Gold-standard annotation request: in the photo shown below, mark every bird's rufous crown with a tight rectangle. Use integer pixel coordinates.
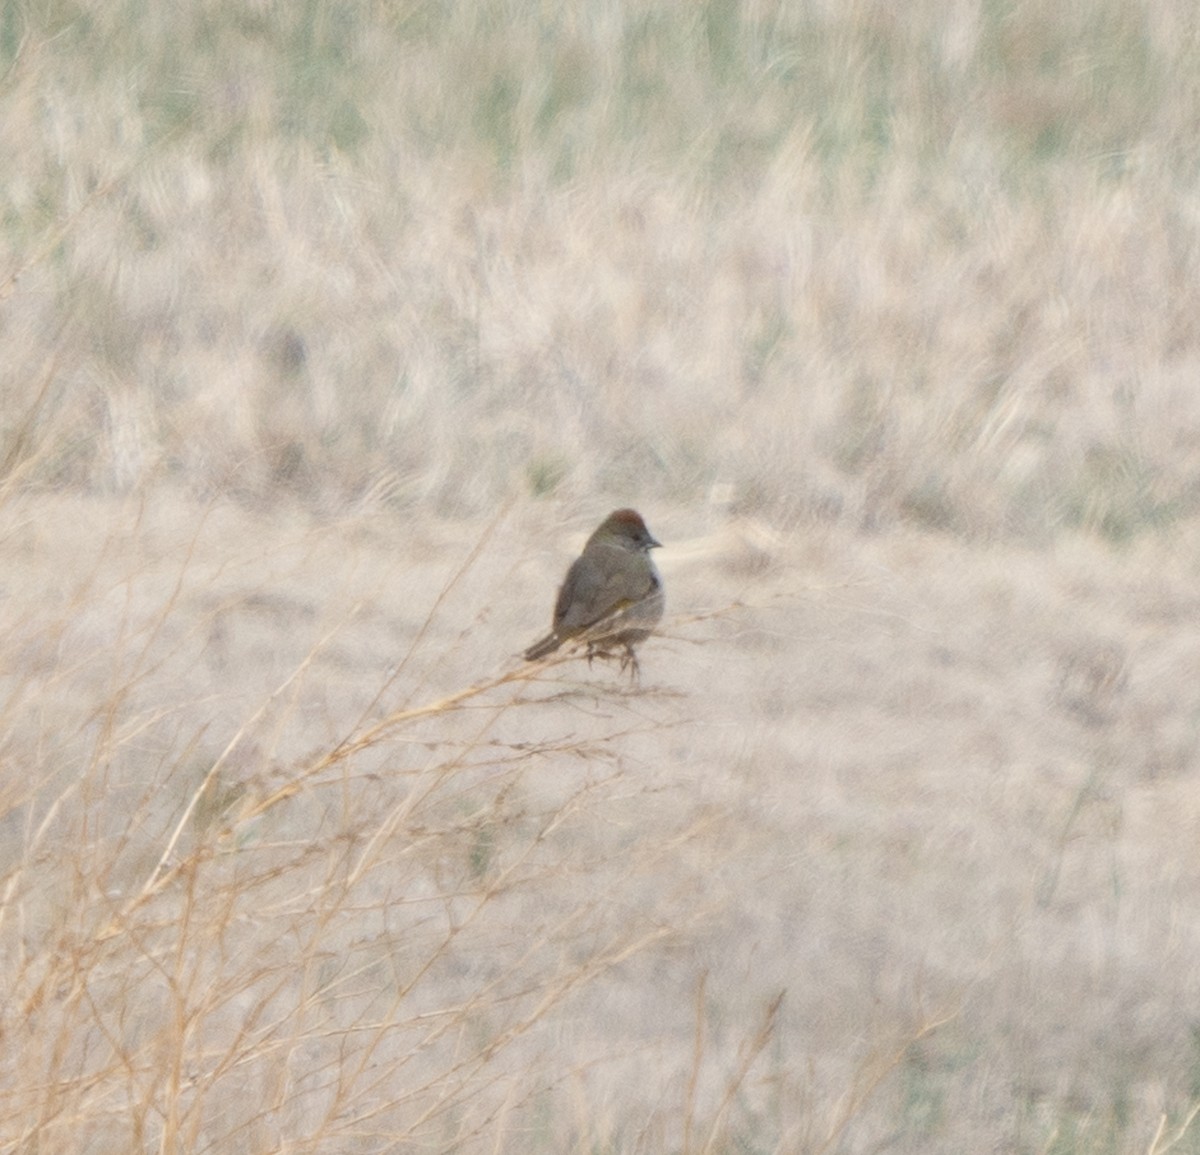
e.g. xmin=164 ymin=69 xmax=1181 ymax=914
xmin=607 ymin=508 xmax=647 ymax=529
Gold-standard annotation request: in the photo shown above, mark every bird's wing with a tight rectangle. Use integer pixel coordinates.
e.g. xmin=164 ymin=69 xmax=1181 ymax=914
xmin=554 ymin=545 xmax=655 ymax=633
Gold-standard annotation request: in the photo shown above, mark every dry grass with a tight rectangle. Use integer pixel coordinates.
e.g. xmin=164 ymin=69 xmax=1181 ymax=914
xmin=4 ymin=1 xmax=1200 ymax=537
xmin=3 ymin=1 xmax=1200 ymax=1151
xmin=0 ymin=495 xmax=732 ymax=1152
xmin=3 ymin=494 xmax=1200 ymax=1153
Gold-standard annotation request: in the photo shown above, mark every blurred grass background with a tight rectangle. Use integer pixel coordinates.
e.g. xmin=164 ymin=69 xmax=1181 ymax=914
xmin=4 ymin=3 xmax=1200 ymax=1153
xmin=4 ymin=0 xmax=1200 ymax=538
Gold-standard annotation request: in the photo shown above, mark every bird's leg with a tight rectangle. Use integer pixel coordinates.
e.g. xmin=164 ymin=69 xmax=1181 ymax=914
xmin=619 ymin=644 xmax=641 ymax=683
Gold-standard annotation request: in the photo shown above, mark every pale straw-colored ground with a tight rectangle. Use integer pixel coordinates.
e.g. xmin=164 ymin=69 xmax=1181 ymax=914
xmin=3 ymin=493 xmax=1198 ymax=1151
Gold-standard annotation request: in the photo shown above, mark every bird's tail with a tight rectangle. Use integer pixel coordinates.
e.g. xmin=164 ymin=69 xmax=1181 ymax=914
xmin=523 ymin=633 xmax=561 ymax=661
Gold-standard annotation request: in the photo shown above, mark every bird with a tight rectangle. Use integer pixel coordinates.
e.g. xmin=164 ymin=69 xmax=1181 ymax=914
xmin=524 ymin=508 xmax=664 ymax=674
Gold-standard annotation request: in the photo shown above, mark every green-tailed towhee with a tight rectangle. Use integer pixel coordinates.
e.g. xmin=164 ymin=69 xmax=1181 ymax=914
xmin=524 ymin=508 xmax=664 ymax=672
